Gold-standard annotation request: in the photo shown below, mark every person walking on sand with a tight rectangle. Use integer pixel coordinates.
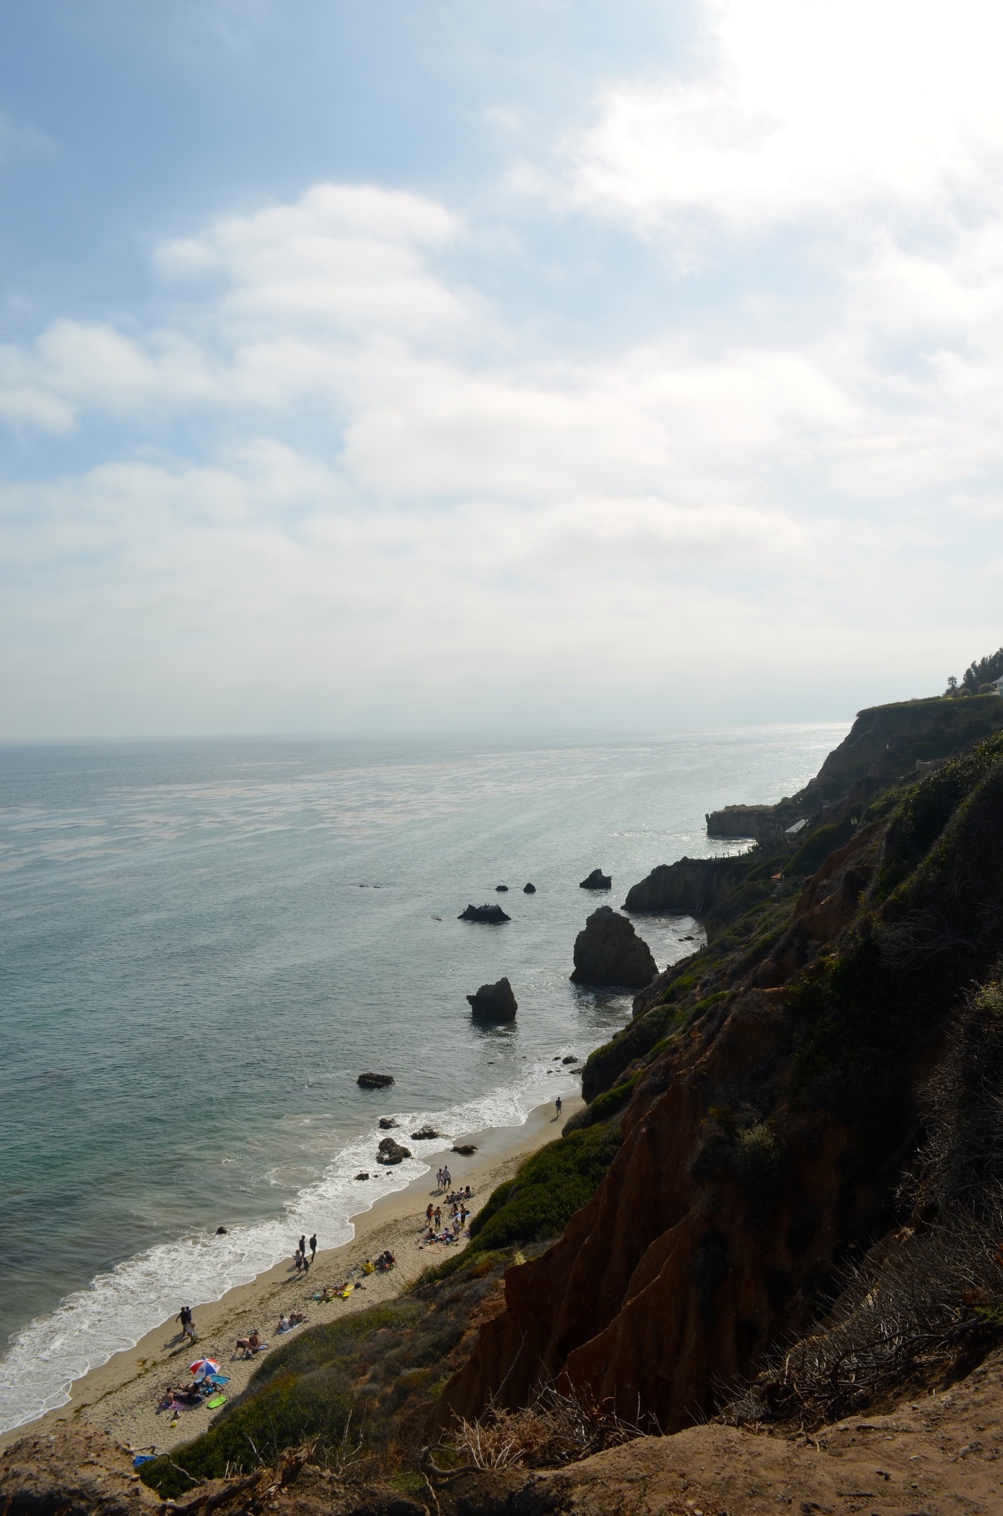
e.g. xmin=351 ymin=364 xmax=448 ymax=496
xmin=556 ymin=1095 xmax=563 ymax=1118
xmin=298 ymin=1235 xmax=306 ymax=1258
xmin=443 ymin=1165 xmax=451 ymax=1189
xmin=309 ymin=1233 xmax=317 ymax=1262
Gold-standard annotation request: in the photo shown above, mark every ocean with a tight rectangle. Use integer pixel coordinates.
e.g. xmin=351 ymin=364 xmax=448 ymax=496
xmin=0 ymin=726 xmax=846 ymax=1435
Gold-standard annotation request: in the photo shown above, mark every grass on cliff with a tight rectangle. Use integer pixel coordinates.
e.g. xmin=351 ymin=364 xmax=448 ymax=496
xmin=140 ymin=1124 xmax=622 ymax=1500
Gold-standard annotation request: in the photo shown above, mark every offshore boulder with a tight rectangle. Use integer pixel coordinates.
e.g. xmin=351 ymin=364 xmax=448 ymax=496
xmin=467 ymin=976 xmax=518 ymax=1022
xmin=459 ymin=903 xmax=511 ymax=923
xmin=376 ymin=1136 xmax=411 ymax=1165
xmin=357 ymin=1071 xmax=395 ymax=1090
xmin=580 ymin=868 xmax=612 ymax=890
xmin=570 ymin=907 xmax=658 ymax=990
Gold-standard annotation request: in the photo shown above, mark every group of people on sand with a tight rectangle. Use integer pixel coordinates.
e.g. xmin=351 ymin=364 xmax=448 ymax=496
xmin=365 ymin=1249 xmax=396 ymax=1273
xmin=293 ymin=1232 xmax=318 ymax=1274
xmin=235 ymin=1328 xmax=269 ymax=1358
xmin=423 ymin=1187 xmax=472 ymax=1244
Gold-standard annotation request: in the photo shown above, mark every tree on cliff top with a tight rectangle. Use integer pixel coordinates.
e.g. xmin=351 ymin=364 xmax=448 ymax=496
xmin=948 ymin=646 xmax=1003 ymax=695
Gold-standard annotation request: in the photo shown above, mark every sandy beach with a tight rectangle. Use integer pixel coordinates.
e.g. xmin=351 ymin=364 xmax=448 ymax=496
xmin=2 ymin=1094 xmax=582 ymax=1458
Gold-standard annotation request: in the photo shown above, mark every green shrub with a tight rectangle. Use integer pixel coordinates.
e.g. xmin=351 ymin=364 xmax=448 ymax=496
xmin=467 ymin=1122 xmax=621 ymax=1254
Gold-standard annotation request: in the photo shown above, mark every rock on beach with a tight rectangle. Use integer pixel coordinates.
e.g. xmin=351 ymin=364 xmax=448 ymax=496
xmin=376 ymin=1137 xmax=411 ymax=1165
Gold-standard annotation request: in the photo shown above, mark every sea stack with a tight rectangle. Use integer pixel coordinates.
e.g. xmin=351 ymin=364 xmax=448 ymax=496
xmin=467 ymin=976 xmax=518 ymax=1022
xmin=580 ymin=868 xmax=612 ymax=890
xmin=570 ymin=906 xmax=657 ymax=989
xmin=357 ymin=1071 xmax=395 ymax=1089
xmin=458 ymin=903 xmax=511 ymax=923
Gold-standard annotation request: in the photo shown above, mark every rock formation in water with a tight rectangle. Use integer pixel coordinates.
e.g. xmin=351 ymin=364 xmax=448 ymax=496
xmin=569 ymin=907 xmax=657 ymax=990
xmin=523 ymin=882 xmax=536 ymax=893
xmin=376 ymin=1136 xmax=411 ymax=1165
xmin=579 ymin=868 xmax=611 ymax=890
xmin=467 ymin=977 xmax=518 ymax=1022
xmin=458 ymin=903 xmax=511 ymax=923
xmin=357 ymin=1071 xmax=395 ymax=1089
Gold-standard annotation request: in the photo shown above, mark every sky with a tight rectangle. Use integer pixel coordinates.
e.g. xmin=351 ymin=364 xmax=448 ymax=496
xmin=1 ymin=0 xmax=1002 ymax=739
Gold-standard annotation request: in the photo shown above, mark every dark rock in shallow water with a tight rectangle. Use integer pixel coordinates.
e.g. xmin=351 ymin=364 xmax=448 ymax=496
xmin=495 ymin=884 xmax=509 ymax=892
xmin=570 ymin=906 xmax=658 ymax=990
xmin=458 ymin=903 xmax=511 ymax=923
xmin=467 ymin=976 xmax=518 ymax=1022
xmin=562 ymin=1054 xmax=579 ymax=1064
xmin=452 ymin=1143 xmax=477 ymax=1155
xmin=523 ymin=882 xmax=536 ymax=893
xmin=411 ymin=1126 xmax=441 ymax=1140
xmin=580 ymin=868 xmax=612 ymax=890
xmin=358 ymin=1071 xmax=395 ymax=1089
xmin=355 ymin=1171 xmax=369 ymax=1181
xmin=378 ymin=1116 xmax=398 ymax=1129
xmin=377 ymin=1137 xmax=411 ymax=1165
xmin=216 ymin=1226 xmax=228 ymax=1235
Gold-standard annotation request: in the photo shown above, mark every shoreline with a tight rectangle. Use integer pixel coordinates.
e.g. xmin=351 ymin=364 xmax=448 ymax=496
xmin=1 ymin=1093 xmax=583 ymax=1456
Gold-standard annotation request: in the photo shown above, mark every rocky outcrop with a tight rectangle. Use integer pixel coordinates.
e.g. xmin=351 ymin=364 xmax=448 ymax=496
xmin=410 ymin=1126 xmax=441 ymax=1140
xmin=623 ymin=856 xmax=745 ymax=918
xmin=579 ymin=869 xmax=611 ymax=890
xmin=496 ymin=885 xmax=509 ymax=892
xmin=357 ymin=1072 xmax=395 ymax=1089
xmin=706 ymin=693 xmax=1003 ymax=843
xmin=378 ymin=1117 xmax=397 ymax=1129
xmin=467 ymin=977 xmax=518 ymax=1022
xmin=523 ymin=882 xmax=536 ymax=893
xmin=570 ymin=907 xmax=657 ymax=990
xmin=376 ymin=1137 xmax=411 ymax=1165
xmin=459 ymin=903 xmax=511 ymax=923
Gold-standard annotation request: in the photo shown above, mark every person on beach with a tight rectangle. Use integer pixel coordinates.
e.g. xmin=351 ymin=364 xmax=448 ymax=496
xmin=309 ymin=1233 xmax=317 ymax=1261
xmin=298 ymin=1235 xmax=306 ymax=1257
xmin=426 ymin=1202 xmax=434 ymax=1224
xmin=433 ymin=1205 xmax=442 ymax=1228
xmin=277 ymin=1314 xmax=291 ymax=1333
xmin=294 ymin=1251 xmax=304 ymax=1273
xmin=443 ymin=1165 xmax=451 ymax=1188
xmin=302 ymin=1252 xmax=311 ymax=1274
xmin=556 ymin=1095 xmax=562 ymax=1118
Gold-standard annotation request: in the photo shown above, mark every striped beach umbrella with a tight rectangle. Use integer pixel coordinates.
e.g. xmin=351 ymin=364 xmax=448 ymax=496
xmin=189 ymin=1357 xmax=220 ymax=1379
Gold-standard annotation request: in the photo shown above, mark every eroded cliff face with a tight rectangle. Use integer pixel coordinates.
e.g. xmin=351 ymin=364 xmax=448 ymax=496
xmin=437 ymin=731 xmax=1003 ymax=1435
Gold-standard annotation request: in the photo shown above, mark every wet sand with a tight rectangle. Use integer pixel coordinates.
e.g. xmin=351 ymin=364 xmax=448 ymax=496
xmin=2 ymin=1095 xmax=582 ymax=1457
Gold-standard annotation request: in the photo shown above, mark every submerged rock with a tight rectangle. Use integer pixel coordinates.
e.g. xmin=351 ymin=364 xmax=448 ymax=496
xmin=459 ymin=903 xmax=511 ymax=923
xmin=570 ymin=906 xmax=658 ymax=989
xmin=467 ymin=976 xmax=518 ymax=1022
xmin=354 ymin=1171 xmax=369 ymax=1181
xmin=411 ymin=1125 xmax=441 ymax=1140
xmin=358 ymin=1071 xmax=395 ymax=1090
xmin=495 ymin=884 xmax=509 ymax=892
xmin=580 ymin=868 xmax=612 ymax=890
xmin=378 ymin=1117 xmax=398 ymax=1129
xmin=562 ymin=1054 xmax=579 ymax=1064
xmin=376 ymin=1137 xmax=411 ymax=1165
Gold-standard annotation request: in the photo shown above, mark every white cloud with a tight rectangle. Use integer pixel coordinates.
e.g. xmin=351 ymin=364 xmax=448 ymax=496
xmin=568 ymin=0 xmax=1003 ymax=234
